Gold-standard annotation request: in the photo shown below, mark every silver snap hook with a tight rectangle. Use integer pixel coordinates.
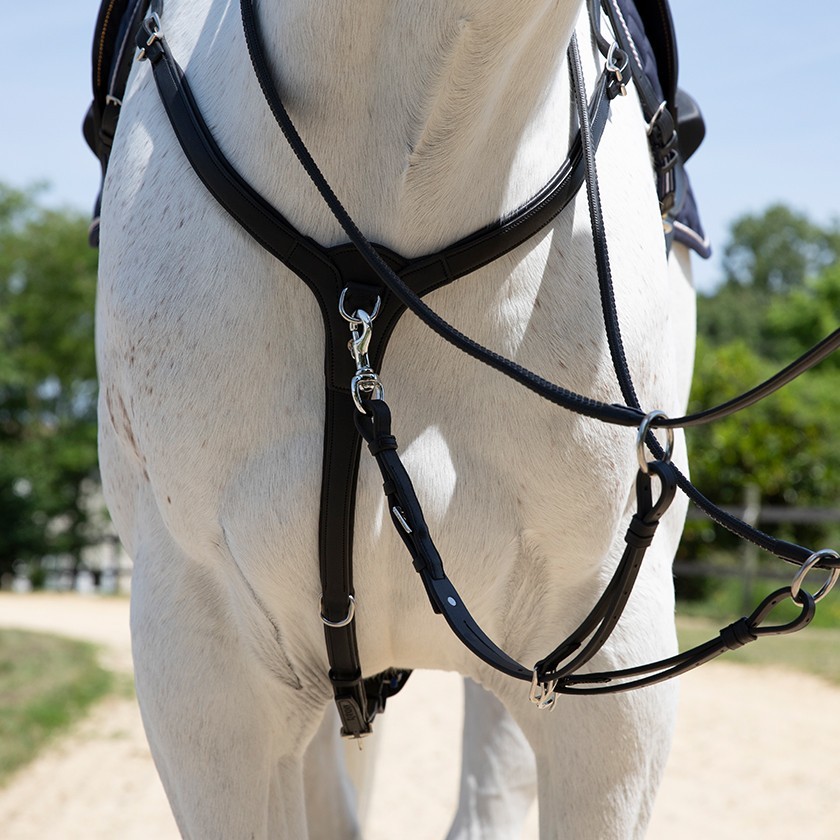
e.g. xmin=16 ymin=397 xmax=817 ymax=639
xmin=338 ymin=288 xmax=381 ymax=325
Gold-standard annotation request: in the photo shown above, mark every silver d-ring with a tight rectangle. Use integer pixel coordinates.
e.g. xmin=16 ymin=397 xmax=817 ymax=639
xmin=338 ymin=288 xmax=382 ymax=325
xmin=636 ymin=410 xmax=674 ymax=473
xmin=320 ymin=595 xmax=356 ymax=628
xmin=790 ymin=550 xmax=840 ymax=604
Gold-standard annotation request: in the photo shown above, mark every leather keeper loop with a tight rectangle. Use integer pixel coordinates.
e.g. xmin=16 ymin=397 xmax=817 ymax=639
xmin=368 ymin=434 xmax=398 ymax=455
xmin=719 ymin=618 xmax=758 ymax=651
xmin=625 ymin=514 xmax=659 ymax=549
xmin=328 ymin=669 xmax=364 ymax=690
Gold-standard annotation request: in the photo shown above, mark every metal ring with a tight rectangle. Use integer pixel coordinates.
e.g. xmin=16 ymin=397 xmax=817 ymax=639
xmin=605 ymin=42 xmax=628 ymax=79
xmin=338 ymin=288 xmax=381 ymax=325
xmin=529 ymin=670 xmax=558 ymax=711
xmin=646 ymin=100 xmax=668 ymax=135
xmin=320 ymin=595 xmax=356 ymax=628
xmin=790 ymin=550 xmax=840 ymax=605
xmin=636 ymin=410 xmax=674 ymax=474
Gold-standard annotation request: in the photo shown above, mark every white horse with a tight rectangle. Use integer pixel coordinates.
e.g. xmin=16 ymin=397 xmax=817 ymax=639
xmin=97 ymin=0 xmax=696 ymax=836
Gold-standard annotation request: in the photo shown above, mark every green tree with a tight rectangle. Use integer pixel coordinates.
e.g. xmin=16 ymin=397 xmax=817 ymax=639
xmin=698 ymin=205 xmax=840 ymax=356
xmin=764 ymin=263 xmax=840 ymax=369
xmin=722 ymin=204 xmax=840 ymax=293
xmin=0 ymin=185 xmax=102 ymax=584
xmin=679 ymin=208 xmax=840 ymax=599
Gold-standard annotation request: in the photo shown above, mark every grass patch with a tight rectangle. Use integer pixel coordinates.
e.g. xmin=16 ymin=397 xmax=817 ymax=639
xmin=677 ymin=573 xmax=840 ymax=629
xmin=676 ymin=615 xmax=840 ymax=686
xmin=0 ymin=630 xmax=113 ymax=785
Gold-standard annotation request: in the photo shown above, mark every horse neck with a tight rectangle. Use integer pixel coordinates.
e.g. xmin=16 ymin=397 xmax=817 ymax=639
xmin=230 ymin=0 xmax=585 ymax=253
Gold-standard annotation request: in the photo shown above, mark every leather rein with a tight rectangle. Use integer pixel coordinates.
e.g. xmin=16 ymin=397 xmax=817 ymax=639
xmin=133 ymin=0 xmax=840 ymax=736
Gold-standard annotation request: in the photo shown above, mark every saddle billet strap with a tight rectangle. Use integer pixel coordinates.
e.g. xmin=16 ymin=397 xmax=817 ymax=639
xmin=354 ymin=397 xmax=818 ymax=694
xmin=591 ymin=0 xmax=680 ymax=214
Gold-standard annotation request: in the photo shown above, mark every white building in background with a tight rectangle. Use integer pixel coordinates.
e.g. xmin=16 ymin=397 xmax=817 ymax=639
xmin=9 ymin=485 xmax=132 ymax=594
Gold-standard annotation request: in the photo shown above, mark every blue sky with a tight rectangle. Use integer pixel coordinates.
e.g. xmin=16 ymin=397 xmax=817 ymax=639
xmin=1 ymin=1 xmax=838 ymax=292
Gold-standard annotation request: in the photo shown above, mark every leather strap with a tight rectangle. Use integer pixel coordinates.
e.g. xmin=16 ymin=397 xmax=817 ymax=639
xmin=354 ymin=397 xmax=818 ymax=695
xmin=84 ymin=0 xmax=152 ymax=244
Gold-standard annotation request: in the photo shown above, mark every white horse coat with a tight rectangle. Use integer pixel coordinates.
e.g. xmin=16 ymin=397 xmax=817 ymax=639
xmin=97 ymin=0 xmax=696 ymax=836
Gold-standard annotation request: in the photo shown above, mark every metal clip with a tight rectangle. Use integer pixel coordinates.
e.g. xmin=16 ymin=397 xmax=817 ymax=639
xmin=338 ymin=288 xmax=382 ymax=326
xmin=136 ymin=12 xmax=163 ymax=61
xmin=529 ymin=670 xmax=558 ymax=711
xmin=348 ymin=309 xmax=375 ymax=368
xmin=339 ymin=289 xmax=385 ymax=412
xmin=606 ymin=43 xmax=628 ymax=96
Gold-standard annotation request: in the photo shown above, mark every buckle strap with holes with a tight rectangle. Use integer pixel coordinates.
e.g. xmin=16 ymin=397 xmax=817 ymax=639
xmin=356 ymin=393 xmax=833 ymax=701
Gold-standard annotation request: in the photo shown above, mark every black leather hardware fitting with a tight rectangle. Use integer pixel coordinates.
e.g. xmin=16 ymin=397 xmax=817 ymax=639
xmin=719 ymin=619 xmax=757 ymax=651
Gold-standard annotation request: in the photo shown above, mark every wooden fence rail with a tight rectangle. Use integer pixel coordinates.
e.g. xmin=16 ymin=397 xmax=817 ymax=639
xmin=676 ymin=485 xmax=839 ymax=609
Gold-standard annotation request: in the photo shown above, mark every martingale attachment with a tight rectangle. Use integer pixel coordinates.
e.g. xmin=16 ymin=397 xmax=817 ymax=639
xmin=339 ymin=289 xmax=384 ymax=412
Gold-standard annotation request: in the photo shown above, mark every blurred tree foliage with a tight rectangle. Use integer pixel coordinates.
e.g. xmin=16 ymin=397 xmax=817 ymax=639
xmin=698 ymin=204 xmax=840 ymax=355
xmin=678 ymin=206 xmax=840 ymax=598
xmin=0 ymin=184 xmax=102 ymax=584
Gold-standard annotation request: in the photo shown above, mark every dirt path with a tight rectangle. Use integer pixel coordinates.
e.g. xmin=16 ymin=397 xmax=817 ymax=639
xmin=1 ymin=593 xmax=839 ymax=839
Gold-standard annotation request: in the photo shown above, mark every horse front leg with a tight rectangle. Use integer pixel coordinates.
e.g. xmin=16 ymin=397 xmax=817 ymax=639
xmin=446 ymin=678 xmax=537 ymax=840
xmin=500 ymin=662 xmax=678 ymax=839
xmin=129 ymin=528 xmax=329 ymax=840
xmin=303 ymin=705 xmax=369 ymax=839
